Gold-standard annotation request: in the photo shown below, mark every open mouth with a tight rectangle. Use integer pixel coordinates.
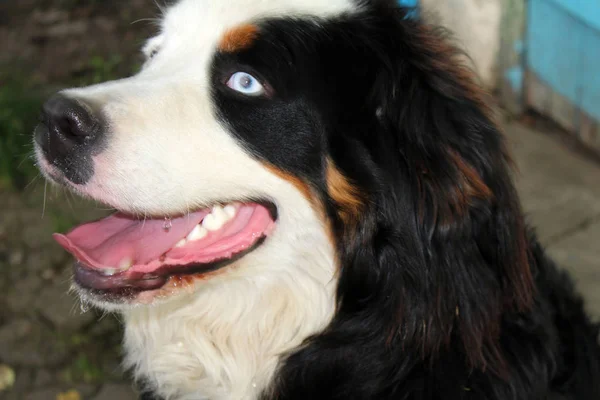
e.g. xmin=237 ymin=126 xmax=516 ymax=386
xmin=54 ymin=202 xmax=278 ymax=293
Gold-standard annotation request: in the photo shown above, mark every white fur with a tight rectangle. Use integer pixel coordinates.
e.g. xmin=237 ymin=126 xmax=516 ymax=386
xmin=38 ymin=0 xmax=362 ymax=398
xmin=122 ymin=204 xmax=337 ymax=399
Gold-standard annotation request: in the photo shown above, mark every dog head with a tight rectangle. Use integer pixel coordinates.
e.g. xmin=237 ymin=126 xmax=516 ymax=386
xmin=35 ymin=0 xmax=532 ymax=377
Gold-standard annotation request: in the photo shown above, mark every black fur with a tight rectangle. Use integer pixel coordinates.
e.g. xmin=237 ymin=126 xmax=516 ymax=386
xmin=202 ymin=2 xmax=599 ymax=399
xmin=210 ymin=3 xmax=600 ymax=400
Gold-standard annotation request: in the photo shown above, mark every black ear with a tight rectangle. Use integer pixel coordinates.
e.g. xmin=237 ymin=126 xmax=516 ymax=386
xmin=326 ymin=9 xmax=534 ymax=372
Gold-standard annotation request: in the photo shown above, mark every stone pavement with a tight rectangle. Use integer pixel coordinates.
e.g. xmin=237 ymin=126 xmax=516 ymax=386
xmin=505 ymin=118 xmax=600 ymax=317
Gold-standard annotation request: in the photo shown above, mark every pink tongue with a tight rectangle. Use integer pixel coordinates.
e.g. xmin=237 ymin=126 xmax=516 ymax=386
xmin=53 ymin=211 xmax=208 ymax=270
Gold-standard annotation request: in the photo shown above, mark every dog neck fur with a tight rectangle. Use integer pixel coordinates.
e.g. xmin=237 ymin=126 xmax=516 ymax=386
xmin=121 ymin=194 xmax=337 ymax=400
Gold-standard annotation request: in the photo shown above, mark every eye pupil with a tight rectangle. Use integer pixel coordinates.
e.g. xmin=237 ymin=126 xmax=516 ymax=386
xmin=240 ymin=75 xmax=252 ymax=88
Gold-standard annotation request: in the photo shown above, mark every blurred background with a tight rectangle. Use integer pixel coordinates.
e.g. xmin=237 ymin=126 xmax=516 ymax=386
xmin=0 ymin=0 xmax=598 ymax=399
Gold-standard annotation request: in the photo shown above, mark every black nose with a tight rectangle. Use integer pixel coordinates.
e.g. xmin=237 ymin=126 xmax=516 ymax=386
xmin=37 ymin=94 xmax=99 ymax=153
xmin=35 ymin=94 xmax=103 ymax=184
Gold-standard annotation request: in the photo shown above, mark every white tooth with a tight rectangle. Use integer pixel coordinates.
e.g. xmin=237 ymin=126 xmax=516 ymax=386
xmin=175 ymin=239 xmax=187 ymax=248
xmin=212 ymin=205 xmax=229 ymax=222
xmin=101 ymin=268 xmax=119 ymax=277
xmin=202 ymin=207 xmax=228 ymax=231
xmin=224 ymin=204 xmax=237 ymax=220
xmin=101 ymin=258 xmax=132 ymax=276
xmin=106 ymin=257 xmax=134 ymax=275
xmin=202 ymin=214 xmax=222 ymax=231
xmin=187 ymin=225 xmax=208 ymax=241
xmin=119 ymin=257 xmax=133 ymax=270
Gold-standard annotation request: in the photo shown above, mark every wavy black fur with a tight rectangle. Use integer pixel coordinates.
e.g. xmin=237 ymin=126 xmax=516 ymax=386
xmin=252 ymin=3 xmax=600 ymax=400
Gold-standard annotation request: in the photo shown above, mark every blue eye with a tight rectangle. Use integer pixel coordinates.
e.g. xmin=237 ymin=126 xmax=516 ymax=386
xmin=226 ymin=72 xmax=265 ymax=96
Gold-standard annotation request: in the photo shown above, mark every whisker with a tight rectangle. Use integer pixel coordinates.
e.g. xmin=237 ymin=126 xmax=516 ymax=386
xmin=60 ymin=188 xmax=73 ymax=212
xmin=18 ymin=151 xmax=34 ymax=168
xmin=131 ymin=17 xmax=160 ymax=26
xmin=42 ymin=180 xmax=48 ymax=218
xmin=24 ymin=173 xmax=41 ymax=190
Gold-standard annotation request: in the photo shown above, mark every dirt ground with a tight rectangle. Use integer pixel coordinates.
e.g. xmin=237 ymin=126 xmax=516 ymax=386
xmin=1 ymin=1 xmax=158 ymax=398
xmin=0 ymin=0 xmax=154 ymax=87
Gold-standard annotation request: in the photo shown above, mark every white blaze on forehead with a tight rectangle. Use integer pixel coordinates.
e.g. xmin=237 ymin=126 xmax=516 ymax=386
xmin=153 ymin=0 xmax=358 ymax=57
xmin=163 ymin=0 xmax=357 ymax=33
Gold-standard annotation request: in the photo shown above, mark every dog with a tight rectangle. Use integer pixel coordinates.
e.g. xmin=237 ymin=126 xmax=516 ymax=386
xmin=33 ymin=0 xmax=600 ymax=399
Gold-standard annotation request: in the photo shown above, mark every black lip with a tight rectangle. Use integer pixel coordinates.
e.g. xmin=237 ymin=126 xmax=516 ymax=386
xmin=69 ymin=201 xmax=277 ymax=302
xmin=74 ymin=236 xmax=267 ymax=299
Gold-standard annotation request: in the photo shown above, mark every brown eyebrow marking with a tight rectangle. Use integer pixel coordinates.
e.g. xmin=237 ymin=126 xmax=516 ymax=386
xmin=219 ymin=24 xmax=259 ymax=53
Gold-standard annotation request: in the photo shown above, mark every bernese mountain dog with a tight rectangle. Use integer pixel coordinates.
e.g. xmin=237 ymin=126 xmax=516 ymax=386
xmin=33 ymin=0 xmax=600 ymax=399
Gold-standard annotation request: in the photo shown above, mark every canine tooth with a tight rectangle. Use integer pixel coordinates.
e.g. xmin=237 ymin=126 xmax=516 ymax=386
xmin=119 ymin=257 xmax=133 ymax=270
xmin=202 ymin=207 xmax=228 ymax=231
xmin=187 ymin=225 xmax=208 ymax=241
xmin=101 ymin=268 xmax=119 ymax=277
xmin=212 ymin=205 xmax=229 ymax=221
xmin=224 ymin=204 xmax=237 ymax=219
xmin=102 ymin=258 xmax=133 ymax=276
xmin=175 ymin=239 xmax=187 ymax=248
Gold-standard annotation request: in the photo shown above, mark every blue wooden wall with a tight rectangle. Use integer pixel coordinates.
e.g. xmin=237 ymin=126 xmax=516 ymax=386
xmin=398 ymin=0 xmax=419 ymax=19
xmin=398 ymin=0 xmax=418 ymax=6
xmin=527 ymin=0 xmax=600 ymax=121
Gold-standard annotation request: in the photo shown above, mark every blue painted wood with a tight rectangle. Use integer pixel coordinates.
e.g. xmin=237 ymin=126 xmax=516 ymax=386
xmin=499 ymin=0 xmax=527 ymax=113
xmin=397 ymin=0 xmax=419 ymax=19
xmin=527 ymin=0 xmax=600 ymax=121
xmin=504 ymin=39 xmax=525 ymax=92
xmin=528 ymin=0 xmax=581 ymax=104
xmin=398 ymin=0 xmax=418 ymax=7
xmin=548 ymin=0 xmax=600 ymax=31
xmin=580 ymin=21 xmax=600 ymax=120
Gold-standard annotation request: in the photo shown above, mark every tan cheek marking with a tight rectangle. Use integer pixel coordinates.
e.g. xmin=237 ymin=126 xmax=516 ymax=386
xmin=262 ymin=161 xmax=365 ymax=225
xmin=326 ymin=159 xmax=365 ymax=225
xmin=218 ymin=24 xmax=259 ymax=53
xmin=262 ymin=163 xmax=316 ymax=207
xmin=262 ymin=163 xmax=341 ymax=260
xmin=262 ymin=162 xmax=366 ymax=270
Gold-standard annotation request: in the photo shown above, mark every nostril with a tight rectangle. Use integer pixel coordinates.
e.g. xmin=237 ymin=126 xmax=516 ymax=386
xmin=41 ymin=94 xmax=99 ymax=143
xmin=56 ymin=114 xmax=80 ymax=140
xmin=34 ymin=93 xmax=103 ymax=185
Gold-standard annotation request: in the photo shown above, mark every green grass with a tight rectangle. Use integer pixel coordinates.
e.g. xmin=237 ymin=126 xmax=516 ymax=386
xmin=60 ymin=353 xmax=104 ymax=384
xmin=85 ymin=55 xmax=124 ymax=85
